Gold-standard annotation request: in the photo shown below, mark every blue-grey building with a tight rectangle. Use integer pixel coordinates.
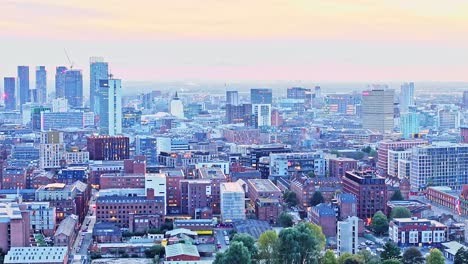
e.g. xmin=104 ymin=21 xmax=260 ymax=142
xmin=55 ymin=66 xmax=68 ymax=99
xmin=17 ymin=66 xmax=30 ymax=107
xmin=11 ymin=143 xmax=40 ymax=161
xmin=35 ymin=66 xmax=47 ymax=104
xmin=58 ymin=167 xmax=88 ymax=184
xmin=135 ymin=136 xmax=157 ymax=165
xmin=3 ymin=77 xmax=16 ymax=110
xmin=64 ymin=69 xmax=83 ymax=108
xmin=400 ymin=112 xmax=420 ymax=139
xmin=97 ymin=78 xmax=122 ymax=135
xmin=90 ymin=57 xmax=108 ymax=113
xmin=251 ymin=88 xmax=272 ymax=104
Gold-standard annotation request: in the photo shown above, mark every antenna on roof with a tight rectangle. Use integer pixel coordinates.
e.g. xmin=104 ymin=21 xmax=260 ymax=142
xmin=64 ymin=49 xmax=74 ymax=69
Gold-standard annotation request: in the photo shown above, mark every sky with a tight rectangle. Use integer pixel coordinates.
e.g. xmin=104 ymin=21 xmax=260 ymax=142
xmin=1 ymin=0 xmax=468 ymax=82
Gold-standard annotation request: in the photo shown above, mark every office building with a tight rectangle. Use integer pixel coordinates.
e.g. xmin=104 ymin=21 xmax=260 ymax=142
xmin=389 ymin=217 xmax=447 ymax=247
xmin=226 ymin=90 xmax=239 ymax=105
xmin=90 ymin=57 xmax=109 ymax=113
xmin=252 ymin=104 xmax=271 ymax=127
xmin=325 ymin=94 xmax=358 ymax=115
xmin=87 ymin=136 xmax=130 ymax=161
xmin=410 ymin=143 xmax=468 ymax=190
xmin=251 ymin=88 xmax=272 ymax=104
xmin=343 ymin=170 xmax=388 ymax=219
xmin=97 ymin=78 xmax=122 ymax=135
xmin=165 ymin=169 xmax=184 ymax=215
xmin=387 ymin=149 xmax=412 ymax=178
xmin=35 ymin=66 xmax=47 ymax=104
xmin=17 ymin=66 xmax=30 ymax=106
xmin=337 ymin=216 xmax=359 ymax=255
xmin=329 ymin=157 xmax=358 ymax=178
xmin=39 ymin=131 xmax=66 ymax=169
xmin=361 ymin=88 xmax=395 ymax=133
xmin=145 ymin=173 xmax=167 ymax=214
xmin=463 ymin=91 xmax=468 ymax=109
xmin=135 ymin=136 xmax=157 ymax=164
xmin=437 ymin=105 xmax=461 ymax=130
xmin=225 ymin=103 xmax=252 ymax=124
xmin=246 ymin=179 xmax=282 ymax=222
xmin=269 ymin=152 xmax=326 ymax=178
xmin=287 ymin=87 xmax=312 ymax=108
xmin=170 ymin=92 xmax=184 ymax=119
xmin=400 ymin=82 xmax=415 ymax=113
xmin=55 ymin=66 xmax=67 ymax=98
xmin=0 ymin=202 xmax=30 ymax=251
xmin=41 ymin=111 xmax=94 ymax=131
xmin=400 ymin=112 xmax=420 ymax=139
xmin=462 ymin=126 xmax=468 ymax=143
xmin=4 ymin=77 xmax=16 ymax=110
xmin=220 ymin=182 xmax=246 ymax=222
xmin=63 ymin=69 xmax=83 ymax=108
xmin=377 ymin=139 xmax=428 ymax=176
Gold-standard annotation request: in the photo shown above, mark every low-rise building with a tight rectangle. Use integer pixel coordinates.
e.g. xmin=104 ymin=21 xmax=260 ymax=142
xmin=23 ymin=202 xmax=56 ymax=236
xmin=4 ymin=247 xmax=69 ymax=264
xmin=337 ymin=216 xmax=359 ymax=255
xmin=53 ymin=214 xmax=78 ymax=250
xmin=426 ymin=186 xmax=462 ymax=215
xmin=92 ymin=222 xmax=122 ymax=243
xmin=308 ymin=203 xmax=337 ymax=237
xmin=389 ymin=217 xmax=447 ymax=247
xmin=220 ymin=182 xmax=245 ymax=222
xmin=328 ymin=157 xmax=358 ymax=178
xmin=165 ymin=243 xmax=200 ymax=261
xmin=0 ymin=202 xmax=30 ymax=251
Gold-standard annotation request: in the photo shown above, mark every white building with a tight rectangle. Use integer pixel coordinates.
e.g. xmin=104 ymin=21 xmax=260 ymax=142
xmin=387 ymin=149 xmax=412 ymax=178
xmin=389 ymin=217 xmax=447 ymax=246
xmin=337 ymin=216 xmax=359 ymax=255
xmin=4 ymin=247 xmax=68 ymax=264
xmin=97 ymin=78 xmax=122 ymax=136
xmin=24 ymin=202 xmax=56 ymax=234
xmin=195 ymin=161 xmax=230 ymax=175
xmin=52 ymin=98 xmax=68 ymax=112
xmin=220 ymin=182 xmax=245 ymax=222
xmin=170 ymin=92 xmax=184 ymax=119
xmin=269 ymin=151 xmax=326 ymax=177
xmin=39 ymin=131 xmax=65 ymax=169
xmin=252 ymin=104 xmax=271 ymax=127
xmin=145 ymin=173 xmax=167 ymax=214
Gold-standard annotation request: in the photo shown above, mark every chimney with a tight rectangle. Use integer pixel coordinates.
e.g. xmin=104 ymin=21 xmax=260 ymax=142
xmin=147 ymin=188 xmax=155 ymax=200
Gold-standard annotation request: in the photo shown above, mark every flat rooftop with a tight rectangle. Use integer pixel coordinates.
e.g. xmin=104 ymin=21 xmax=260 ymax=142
xmin=221 ymin=182 xmax=244 ymax=193
xmin=248 ymin=179 xmax=280 ymax=193
xmin=198 ymin=167 xmax=226 ymax=180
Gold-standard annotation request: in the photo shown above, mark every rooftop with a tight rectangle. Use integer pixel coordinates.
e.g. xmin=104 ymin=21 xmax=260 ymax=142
xmin=221 ymin=182 xmax=244 ymax=193
xmin=248 ymin=179 xmax=280 ymax=193
xmin=0 ymin=202 xmax=23 ymax=221
xmin=165 ymin=243 xmax=200 ymax=258
xmin=4 ymin=247 xmax=68 ymax=264
xmin=54 ymin=214 xmax=78 ymax=237
xmin=198 ymin=167 xmax=226 ymax=180
xmin=312 ymin=203 xmax=336 ymax=217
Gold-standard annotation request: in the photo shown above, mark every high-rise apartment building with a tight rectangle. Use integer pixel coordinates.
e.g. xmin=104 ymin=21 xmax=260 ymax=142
xmin=169 ymin=92 xmax=184 ymax=119
xmin=361 ymin=88 xmax=395 ymax=133
xmin=64 ymin=69 xmax=83 ymax=108
xmin=3 ymin=77 xmax=16 ymax=110
xmin=35 ymin=66 xmax=47 ymax=104
xmin=325 ymin=94 xmax=359 ymax=115
xmin=97 ymin=78 xmax=122 ymax=136
xmin=400 ymin=112 xmax=420 ymax=139
xmin=400 ymin=82 xmax=415 ymax=113
xmin=90 ymin=57 xmax=109 ymax=113
xmin=377 ymin=139 xmax=428 ymax=176
xmin=337 ymin=216 xmax=359 ymax=255
xmin=39 ymin=131 xmax=65 ymax=169
xmin=437 ymin=105 xmax=460 ymax=130
xmin=55 ymin=66 xmax=67 ymax=98
xmin=87 ymin=136 xmax=130 ymax=161
xmin=226 ymin=90 xmax=239 ymax=106
xmin=17 ymin=66 xmax=30 ymax=106
xmin=251 ymin=88 xmax=272 ymax=104
xmin=225 ymin=104 xmax=252 ymax=124
xmin=410 ymin=143 xmax=468 ymax=190
xmin=463 ymin=91 xmax=468 ymax=109
xmin=220 ymin=182 xmax=246 ymax=222
xmin=252 ymin=104 xmax=271 ymax=127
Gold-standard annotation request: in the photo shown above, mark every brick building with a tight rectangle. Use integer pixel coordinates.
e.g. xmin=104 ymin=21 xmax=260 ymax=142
xmin=389 ymin=217 xmax=447 ymax=247
xmin=197 ymin=167 xmax=227 ymax=215
xmin=329 ymin=157 xmax=358 ymax=178
xmin=88 ymin=160 xmax=124 ymax=187
xmin=87 ymin=136 xmax=129 ymax=161
xmin=291 ymin=176 xmax=342 ymax=208
xmin=335 ymin=193 xmax=357 ymax=220
xmin=343 ymin=170 xmax=388 ymax=219
xmin=377 ymin=139 xmax=427 ymax=176
xmin=308 ymin=203 xmax=337 ymax=237
xmin=164 ymin=169 xmax=184 ymax=215
xmin=1 ymin=167 xmax=27 ymax=190
xmin=246 ymin=179 xmax=282 ymax=222
xmin=99 ymin=173 xmax=145 ymax=189
xmin=0 ymin=202 xmax=30 ymax=251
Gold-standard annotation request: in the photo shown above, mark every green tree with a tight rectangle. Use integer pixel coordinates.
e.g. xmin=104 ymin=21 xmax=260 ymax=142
xmin=232 ymin=233 xmax=257 ymax=259
xmin=144 ymin=245 xmax=165 ymax=258
xmin=322 ymin=250 xmax=338 ymax=264
xmin=390 ymin=190 xmax=404 ymax=201
xmin=343 ymin=257 xmax=363 ymax=264
xmin=214 ymin=241 xmax=251 ymax=264
xmin=277 ymin=212 xmax=294 ymax=227
xmin=371 ymin=211 xmax=389 ymax=235
xmin=277 ymin=223 xmax=320 ymax=264
xmin=454 ymin=247 xmax=468 ymax=264
xmin=283 ymin=190 xmax=298 ymax=207
xmin=357 ymin=250 xmax=380 ymax=264
xmin=304 ymin=222 xmax=326 ymax=250
xmin=380 ymin=241 xmax=401 ymax=261
xmin=426 ymin=248 xmax=444 ymax=264
xmin=362 ymin=146 xmax=372 ymax=153
xmin=258 ymin=230 xmax=278 ymax=264
xmin=390 ymin=207 xmax=412 ymax=219
xmin=308 ymin=171 xmax=316 ymax=178
xmin=402 ymin=247 xmax=424 ymax=264
xmin=381 ymin=259 xmax=402 ymax=264
xmin=338 ymin=253 xmax=356 ymax=264
xmin=310 ymin=191 xmax=325 ymax=206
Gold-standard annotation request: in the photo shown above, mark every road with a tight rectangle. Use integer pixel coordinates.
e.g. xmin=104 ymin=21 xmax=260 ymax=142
xmin=214 ymin=228 xmax=231 ymax=252
xmin=411 ymin=195 xmax=467 ymax=222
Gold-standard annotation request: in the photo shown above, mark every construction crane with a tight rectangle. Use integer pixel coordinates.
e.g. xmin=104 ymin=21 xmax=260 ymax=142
xmin=64 ymin=49 xmax=74 ymax=69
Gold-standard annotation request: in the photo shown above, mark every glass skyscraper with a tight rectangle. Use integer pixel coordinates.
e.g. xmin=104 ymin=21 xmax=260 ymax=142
xmin=3 ymin=77 xmax=16 ymax=111
xmin=251 ymin=88 xmax=272 ymax=104
xmin=400 ymin=82 xmax=415 ymax=113
xmin=55 ymin=66 xmax=68 ymax=98
xmin=17 ymin=66 xmax=30 ymax=107
xmin=400 ymin=112 xmax=420 ymax=139
xmin=97 ymin=78 xmax=122 ymax=136
xmin=35 ymin=66 xmax=47 ymax=104
xmin=90 ymin=57 xmax=109 ymax=113
xmin=64 ymin=69 xmax=83 ymax=108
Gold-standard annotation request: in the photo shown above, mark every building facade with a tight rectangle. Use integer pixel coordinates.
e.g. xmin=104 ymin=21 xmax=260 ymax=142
xmin=89 ymin=57 xmax=109 ymax=113
xmin=337 ymin=216 xmax=359 ymax=255
xmin=220 ymin=182 xmax=245 ymax=222
xmin=87 ymin=136 xmax=130 ymax=161
xmin=389 ymin=217 xmax=447 ymax=247
xmin=97 ymin=78 xmax=122 ymax=135
xmin=361 ymin=88 xmax=395 ymax=134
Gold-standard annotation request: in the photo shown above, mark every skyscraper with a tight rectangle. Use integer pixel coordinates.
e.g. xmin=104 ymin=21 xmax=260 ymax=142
xmin=3 ymin=77 xmax=16 ymax=111
xmin=361 ymin=88 xmax=395 ymax=133
xmin=251 ymin=88 xmax=272 ymax=104
xmin=400 ymin=112 xmax=420 ymax=139
xmin=55 ymin=66 xmax=67 ymax=98
xmin=400 ymin=82 xmax=415 ymax=113
xmin=90 ymin=57 xmax=109 ymax=113
xmin=35 ymin=66 xmax=47 ymax=104
xmin=17 ymin=66 xmax=30 ymax=106
xmin=97 ymin=78 xmax=122 ymax=136
xmin=226 ymin=90 xmax=239 ymax=106
xmin=64 ymin=69 xmax=83 ymax=108
xmin=252 ymin=104 xmax=272 ymax=127
xmin=463 ymin=91 xmax=468 ymax=109
xmin=169 ymin=92 xmax=184 ymax=119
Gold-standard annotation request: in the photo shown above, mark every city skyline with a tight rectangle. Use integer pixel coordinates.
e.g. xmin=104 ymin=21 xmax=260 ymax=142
xmin=1 ymin=0 xmax=468 ymax=82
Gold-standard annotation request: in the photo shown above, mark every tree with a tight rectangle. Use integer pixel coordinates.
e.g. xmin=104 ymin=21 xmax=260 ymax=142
xmin=232 ymin=233 xmax=257 ymax=259
xmin=144 ymin=245 xmax=165 ymax=258
xmin=380 ymin=241 xmax=401 ymax=261
xmin=258 ymin=230 xmax=278 ymax=264
xmin=343 ymin=257 xmax=363 ymax=264
xmin=426 ymin=248 xmax=444 ymax=264
xmin=338 ymin=253 xmax=356 ymax=264
xmin=357 ymin=250 xmax=380 ymax=264
xmin=362 ymin=146 xmax=372 ymax=153
xmin=214 ymin=241 xmax=251 ymax=264
xmin=310 ymin=191 xmax=325 ymax=206
xmin=390 ymin=190 xmax=404 ymax=201
xmin=277 ymin=212 xmax=294 ymax=227
xmin=277 ymin=223 xmax=320 ymax=264
xmin=322 ymin=250 xmax=338 ymax=264
xmin=371 ymin=211 xmax=389 ymax=235
xmin=304 ymin=222 xmax=326 ymax=250
xmin=283 ymin=190 xmax=298 ymax=207
xmin=454 ymin=247 xmax=468 ymax=264
xmin=402 ymin=247 xmax=424 ymax=264
xmin=308 ymin=171 xmax=316 ymax=178
xmin=390 ymin=207 xmax=411 ymax=219
xmin=381 ymin=259 xmax=402 ymax=264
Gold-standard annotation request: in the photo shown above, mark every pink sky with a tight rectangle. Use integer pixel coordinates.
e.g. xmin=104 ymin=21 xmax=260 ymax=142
xmin=1 ymin=0 xmax=468 ymax=81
